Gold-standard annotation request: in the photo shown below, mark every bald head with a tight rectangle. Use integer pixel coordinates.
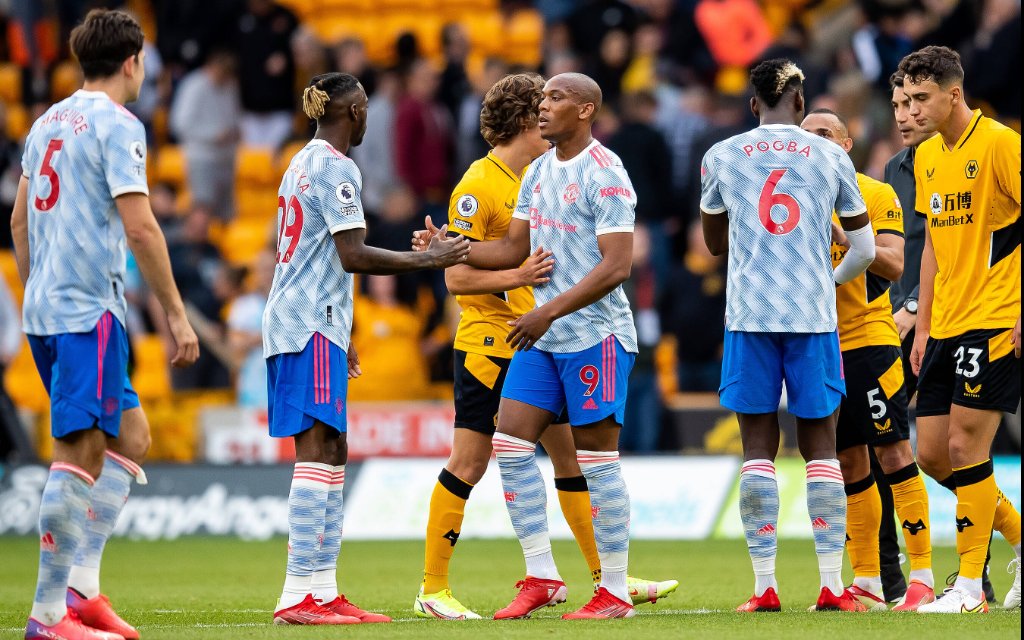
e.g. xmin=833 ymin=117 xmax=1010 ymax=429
xmin=548 ymin=73 xmax=602 ymax=116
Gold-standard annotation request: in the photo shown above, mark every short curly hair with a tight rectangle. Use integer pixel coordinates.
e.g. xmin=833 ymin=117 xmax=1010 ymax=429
xmin=898 ymin=46 xmax=964 ymax=88
xmin=750 ymin=58 xmax=804 ymax=109
xmin=480 ymin=73 xmax=545 ymax=148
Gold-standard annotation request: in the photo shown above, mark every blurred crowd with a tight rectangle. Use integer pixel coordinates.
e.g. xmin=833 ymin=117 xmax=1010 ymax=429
xmin=0 ymin=0 xmax=1020 ymax=453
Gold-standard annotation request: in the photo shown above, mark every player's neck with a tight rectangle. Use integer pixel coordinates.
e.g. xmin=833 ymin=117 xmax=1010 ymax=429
xmin=758 ymin=111 xmax=798 ymax=127
xmin=491 ymin=142 xmax=534 ymax=176
xmin=938 ymin=103 xmax=975 ymax=149
xmin=314 ymin=126 xmax=350 ymax=155
xmin=81 ymin=78 xmax=129 ymax=105
xmin=553 ymin=132 xmax=594 ymax=162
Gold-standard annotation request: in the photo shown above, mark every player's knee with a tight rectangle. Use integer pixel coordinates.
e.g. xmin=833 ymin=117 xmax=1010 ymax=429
xmin=446 ymin=455 xmax=488 ymax=485
xmin=874 ymin=441 xmax=913 ymax=473
xmin=946 ymin=432 xmax=979 ymax=468
xmin=916 ymin=448 xmax=947 ymax=480
xmin=836 ymin=447 xmax=868 ymax=484
xmin=114 ymin=427 xmax=151 ymax=464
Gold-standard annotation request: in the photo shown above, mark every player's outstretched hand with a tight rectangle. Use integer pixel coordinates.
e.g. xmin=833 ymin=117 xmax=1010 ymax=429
xmin=909 ymin=325 xmax=927 ymax=375
xmin=1013 ymin=316 xmax=1021 ymax=358
xmin=411 ymin=215 xmax=444 ymax=252
xmin=426 ymin=227 xmax=471 ymax=268
xmin=168 ymin=312 xmax=200 ymax=368
xmin=347 ymin=344 xmax=362 ymax=379
xmin=515 ymin=247 xmax=555 ymax=288
xmin=831 ymin=220 xmax=849 ymax=248
xmin=506 ymin=307 xmax=555 ymax=352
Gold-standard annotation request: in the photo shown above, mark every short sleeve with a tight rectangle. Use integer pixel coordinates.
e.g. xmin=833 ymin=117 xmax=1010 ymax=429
xmin=835 ymin=151 xmax=867 ymax=217
xmin=993 ymin=129 xmax=1021 ymax=209
xmin=448 ymin=185 xmax=487 ymax=241
xmin=318 ymin=158 xmax=366 ymax=234
xmin=103 ymin=115 xmax=149 ymax=198
xmin=699 ymin=147 xmax=726 ymax=214
xmin=512 ymin=161 xmax=539 ymax=223
xmin=869 ymin=182 xmax=904 ymax=236
xmin=587 ymin=165 xmax=636 ymax=235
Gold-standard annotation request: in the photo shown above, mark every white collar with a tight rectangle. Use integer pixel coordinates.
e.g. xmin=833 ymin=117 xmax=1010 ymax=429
xmin=550 ymin=139 xmax=600 ymax=168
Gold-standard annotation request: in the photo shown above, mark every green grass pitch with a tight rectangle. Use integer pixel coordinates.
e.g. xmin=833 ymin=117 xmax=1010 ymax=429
xmin=0 ymin=538 xmax=1018 ymax=639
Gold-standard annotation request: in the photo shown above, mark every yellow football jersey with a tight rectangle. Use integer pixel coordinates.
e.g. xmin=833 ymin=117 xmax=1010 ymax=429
xmin=833 ymin=173 xmax=904 ymax=351
xmin=448 ymin=152 xmax=535 ymax=358
xmin=914 ymin=111 xmax=1021 ymax=339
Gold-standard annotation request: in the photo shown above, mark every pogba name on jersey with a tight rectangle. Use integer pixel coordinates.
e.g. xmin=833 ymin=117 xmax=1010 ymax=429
xmin=741 ymin=139 xmax=813 ymax=158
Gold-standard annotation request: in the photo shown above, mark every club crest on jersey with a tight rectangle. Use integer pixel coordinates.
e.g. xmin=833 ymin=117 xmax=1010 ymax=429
xmin=965 ymin=159 xmax=979 ymax=179
xmin=336 ymin=182 xmax=356 ymax=204
xmin=456 ymin=194 xmax=479 ymax=216
xmin=929 ymin=193 xmax=942 ymax=215
xmin=129 ymin=140 xmax=146 ymax=162
xmin=563 ymin=183 xmax=580 ymax=204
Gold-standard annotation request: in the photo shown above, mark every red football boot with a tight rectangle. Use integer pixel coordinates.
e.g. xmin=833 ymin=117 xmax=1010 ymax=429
xmin=273 ymin=594 xmax=360 ymax=625
xmin=737 ymin=587 xmax=782 ymax=612
xmin=892 ymin=581 xmax=936 ymax=612
xmin=320 ymin=595 xmax=391 ymax=623
xmin=815 ymin=587 xmax=869 ymax=611
xmin=25 ymin=609 xmax=125 ymax=640
xmin=562 ymin=587 xmax=635 ymax=620
xmin=66 ymin=589 xmax=139 ymax=640
xmin=493 ymin=577 xmax=568 ymax=620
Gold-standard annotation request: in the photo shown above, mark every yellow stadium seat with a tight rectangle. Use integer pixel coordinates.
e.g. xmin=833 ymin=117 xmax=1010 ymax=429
xmin=151 ymin=105 xmax=169 ymax=147
xmin=320 ymin=0 xmax=374 ymax=11
xmin=51 ymin=61 xmax=83 ymax=101
xmin=236 ymin=147 xmax=276 ymax=189
xmin=277 ymin=141 xmax=307 ymax=173
xmin=220 ymin=219 xmax=276 ymax=265
xmin=503 ymin=9 xmax=544 ymax=67
xmin=5 ymin=102 xmax=30 ymax=140
xmin=154 ymin=145 xmax=187 ymax=188
xmin=278 ymin=0 xmax=323 ymax=19
xmin=4 ymin=339 xmax=49 ymax=413
xmin=130 ymin=334 xmax=172 ymax=400
xmin=461 ymin=11 xmax=504 ymax=57
xmin=310 ymin=14 xmax=377 ymax=44
xmin=235 ymin=188 xmax=279 ymax=222
xmin=0 ymin=63 xmax=21 ymax=103
xmin=0 ymin=250 xmax=23 ymax=305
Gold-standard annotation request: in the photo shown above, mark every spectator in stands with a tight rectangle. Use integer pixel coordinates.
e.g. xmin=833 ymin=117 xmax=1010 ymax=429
xmin=964 ymin=0 xmax=1021 ymax=121
xmin=227 ymin=249 xmax=275 ymax=409
xmin=292 ymin=28 xmax=330 ymax=92
xmin=0 ymin=101 xmax=24 ymax=248
xmin=164 ymin=206 xmax=230 ymax=390
xmin=349 ymin=69 xmax=400 ymax=217
xmin=621 ymin=224 xmax=663 ymax=453
xmin=586 ymin=28 xmax=631 ymax=108
xmin=566 ymin=0 xmax=638 ymax=60
xmin=349 ymin=275 xmax=432 ymax=402
xmin=394 ymin=58 xmax=453 ymax=207
xmin=455 ymin=57 xmax=509 ymax=177
xmin=438 ymin=23 xmax=471 ymax=128
xmin=126 ymin=36 xmax=165 ymax=144
xmin=333 ymin=37 xmax=376 ymax=98
xmin=0 ymin=275 xmax=32 ymax=462
xmin=233 ymin=0 xmax=299 ymax=150
xmin=662 ymin=221 xmax=726 ymax=392
xmin=170 ymin=49 xmax=241 ymax=220
xmin=686 ymin=93 xmax=751 ymax=227
xmin=656 ymin=86 xmax=709 ymax=238
xmin=154 ymin=0 xmax=238 ymax=75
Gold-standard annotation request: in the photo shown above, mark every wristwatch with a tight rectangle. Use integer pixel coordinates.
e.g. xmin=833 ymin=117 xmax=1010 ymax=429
xmin=904 ymin=299 xmax=918 ymax=314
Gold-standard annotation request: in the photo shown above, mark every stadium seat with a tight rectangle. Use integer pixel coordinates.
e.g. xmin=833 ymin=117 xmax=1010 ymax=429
xmin=220 ymin=219 xmax=275 ymax=265
xmin=0 ymin=250 xmax=23 ymax=305
xmin=151 ymin=105 xmax=169 ymax=147
xmin=277 ymin=141 xmax=308 ymax=174
xmin=319 ymin=0 xmax=374 ymax=12
xmin=503 ymin=9 xmax=544 ymax=67
xmin=4 ymin=338 xmax=48 ymax=413
xmin=4 ymin=102 xmax=30 ymax=140
xmin=236 ymin=147 xmax=277 ymax=189
xmin=460 ymin=11 xmax=504 ymax=57
xmin=235 ymin=188 xmax=279 ymax=222
xmin=130 ymin=334 xmax=172 ymax=400
xmin=380 ymin=12 xmax=442 ymax=58
xmin=51 ymin=60 xmax=82 ymax=101
xmin=154 ymin=145 xmax=187 ymax=188
xmin=0 ymin=62 xmax=21 ymax=104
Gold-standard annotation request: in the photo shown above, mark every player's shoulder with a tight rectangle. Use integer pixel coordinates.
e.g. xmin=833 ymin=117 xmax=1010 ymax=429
xmin=454 ymin=155 xmax=499 ymax=195
xmin=856 ymin=171 xmax=891 ymax=194
xmin=979 ymin=116 xmax=1021 ymax=151
xmin=307 ymin=140 xmax=360 ymax=177
xmin=857 ymin=172 xmax=900 ymax=211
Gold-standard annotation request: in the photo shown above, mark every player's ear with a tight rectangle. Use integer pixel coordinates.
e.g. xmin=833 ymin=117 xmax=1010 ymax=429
xmin=749 ymin=97 xmax=760 ymax=119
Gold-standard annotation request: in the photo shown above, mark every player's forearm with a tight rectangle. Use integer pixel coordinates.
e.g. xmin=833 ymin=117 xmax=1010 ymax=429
xmin=867 ymin=245 xmax=904 ymax=282
xmin=340 ymin=244 xmax=436 ymax=275
xmin=540 ymin=258 xmax=630 ymax=322
xmin=834 ymin=225 xmax=876 ymax=285
xmin=700 ymin=212 xmax=728 ymax=256
xmin=464 ymin=235 xmax=529 ymax=270
xmin=11 ymin=177 xmax=30 ymax=284
xmin=127 ymin=222 xmax=187 ymax=318
xmin=445 ymin=264 xmax=520 ymax=295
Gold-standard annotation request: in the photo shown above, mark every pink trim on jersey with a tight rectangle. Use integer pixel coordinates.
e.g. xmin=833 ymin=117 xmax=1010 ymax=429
xmin=105 ymin=450 xmax=142 ymax=477
xmin=321 ymin=141 xmax=348 ymax=159
xmin=313 ymin=333 xmax=331 ymax=404
xmin=51 ymin=462 xmax=95 ymax=486
xmin=601 ymin=336 xmax=616 ymax=402
xmin=590 ymin=145 xmax=613 ymax=168
xmin=323 ymin=335 xmax=331 ymax=402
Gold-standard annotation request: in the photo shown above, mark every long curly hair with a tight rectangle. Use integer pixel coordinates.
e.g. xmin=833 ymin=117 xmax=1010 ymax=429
xmin=480 ymin=73 xmax=545 ymax=147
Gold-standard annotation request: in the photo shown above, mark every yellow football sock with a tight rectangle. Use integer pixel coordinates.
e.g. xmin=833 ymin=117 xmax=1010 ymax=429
xmin=952 ymin=460 xmax=998 ymax=581
xmin=845 ymin=474 xmax=882 ymax=578
xmin=993 ymin=486 xmax=1022 ymax=550
xmin=887 ymin=463 xmax=932 ymax=573
xmin=555 ymin=476 xmax=601 ymax=584
xmin=422 ymin=469 xmax=472 ymax=594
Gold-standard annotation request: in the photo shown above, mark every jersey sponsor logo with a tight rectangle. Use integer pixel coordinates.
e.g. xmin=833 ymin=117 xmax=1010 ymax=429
xmin=529 ymin=208 xmax=578 ymax=233
xmin=925 ymin=168 xmax=936 ymax=179
xmin=483 ymin=336 xmax=494 ymax=347
xmin=563 ymin=183 xmax=580 ymax=204
xmin=874 ymin=418 xmax=892 ymax=435
xmin=931 ymin=213 xmax=974 ymax=229
xmin=893 ymin=196 xmax=902 ymax=209
xmin=336 ymin=181 xmax=356 ymax=204
xmin=964 ymin=381 xmax=982 ymax=398
xmin=965 ymin=159 xmax=979 ymax=179
xmin=504 ymin=198 xmax=514 ymax=210
xmin=741 ymin=139 xmax=812 ymax=158
xmin=599 ymin=186 xmax=632 ymax=198
xmin=452 ymin=218 xmax=473 ymax=232
xmin=129 ymin=140 xmax=146 ymax=162
xmin=456 ymin=194 xmax=479 ymax=216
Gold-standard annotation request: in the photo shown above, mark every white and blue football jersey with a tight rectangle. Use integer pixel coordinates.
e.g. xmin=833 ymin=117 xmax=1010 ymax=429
xmin=700 ymin=124 xmax=867 ymax=334
xmin=263 ymin=139 xmax=366 ymax=357
xmin=20 ymin=90 xmax=149 ymax=335
xmin=512 ymin=141 xmax=638 ymax=354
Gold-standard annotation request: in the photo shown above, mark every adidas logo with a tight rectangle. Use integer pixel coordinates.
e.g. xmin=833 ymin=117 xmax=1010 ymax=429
xmin=811 ymin=517 xmax=830 ymax=530
xmin=755 ymin=523 xmax=776 ymax=536
xmin=40 ymin=531 xmax=56 ymax=553
xmin=582 ymin=398 xmax=598 ymax=410
xmin=504 ymin=491 xmax=517 ymax=503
